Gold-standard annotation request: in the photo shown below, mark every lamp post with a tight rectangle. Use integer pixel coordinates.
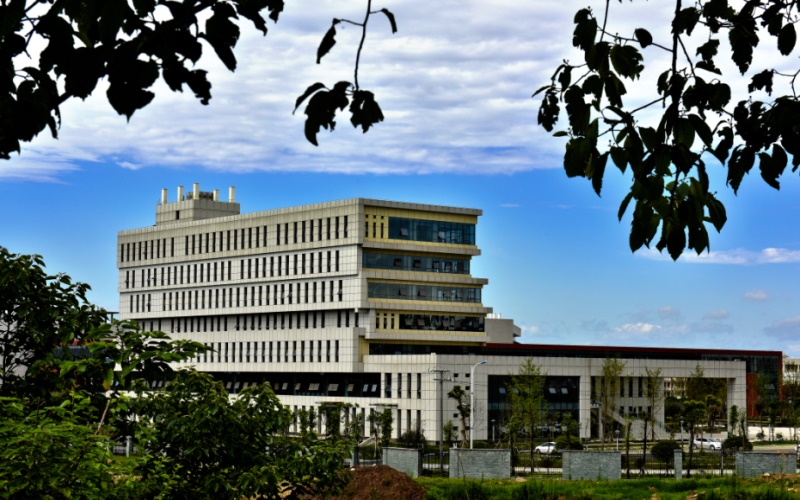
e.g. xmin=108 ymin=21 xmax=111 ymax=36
xmin=491 ymin=419 xmax=496 ymax=443
xmin=615 ymin=429 xmax=620 ymax=451
xmin=680 ymin=417 xmax=684 ymax=448
xmin=470 ymin=360 xmax=488 ymax=449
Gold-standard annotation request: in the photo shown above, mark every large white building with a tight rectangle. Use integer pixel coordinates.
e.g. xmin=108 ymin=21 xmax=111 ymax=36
xmin=118 ymin=185 xmax=776 ymax=441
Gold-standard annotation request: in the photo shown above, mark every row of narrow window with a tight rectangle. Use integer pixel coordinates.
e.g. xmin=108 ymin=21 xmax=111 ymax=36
xmin=124 ymin=251 xmax=341 ymax=289
xmin=128 ymin=279 xmax=346 ymax=313
xmin=383 ymin=372 xmax=423 ymax=399
xmin=374 ymin=312 xmax=485 ymax=332
xmin=120 ymin=216 xmax=349 ymax=263
xmin=367 ymin=282 xmax=481 ymax=303
xmin=138 ymin=310 xmax=358 ymax=335
xmin=194 ymin=339 xmax=340 ymax=364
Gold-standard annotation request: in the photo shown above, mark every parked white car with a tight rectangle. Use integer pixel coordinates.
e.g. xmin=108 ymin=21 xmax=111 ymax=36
xmin=534 ymin=442 xmax=557 ymax=454
xmin=692 ymin=437 xmax=722 ymax=451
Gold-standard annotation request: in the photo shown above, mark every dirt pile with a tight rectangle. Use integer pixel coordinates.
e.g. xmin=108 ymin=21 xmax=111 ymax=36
xmin=305 ymin=465 xmax=425 ymax=500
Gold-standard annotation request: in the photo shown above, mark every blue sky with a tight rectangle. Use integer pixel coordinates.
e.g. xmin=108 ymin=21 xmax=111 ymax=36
xmin=3 ymin=1 xmax=800 ymax=356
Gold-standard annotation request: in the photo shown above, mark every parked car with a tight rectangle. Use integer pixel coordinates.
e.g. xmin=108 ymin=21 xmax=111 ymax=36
xmin=534 ymin=442 xmax=557 ymax=454
xmin=692 ymin=437 xmax=722 ymax=451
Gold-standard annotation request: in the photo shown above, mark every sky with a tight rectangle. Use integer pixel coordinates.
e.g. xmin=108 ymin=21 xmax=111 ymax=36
xmin=2 ymin=1 xmax=800 ymax=356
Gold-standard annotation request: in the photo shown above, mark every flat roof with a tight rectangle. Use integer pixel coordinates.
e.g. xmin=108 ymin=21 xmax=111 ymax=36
xmin=485 ymin=343 xmax=782 ymax=358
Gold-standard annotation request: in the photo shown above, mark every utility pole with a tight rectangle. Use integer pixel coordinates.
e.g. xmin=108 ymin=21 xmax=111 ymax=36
xmin=430 ymin=367 xmax=451 ymax=470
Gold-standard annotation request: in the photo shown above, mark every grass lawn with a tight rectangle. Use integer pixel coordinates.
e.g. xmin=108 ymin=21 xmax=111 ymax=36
xmin=416 ymin=474 xmax=800 ymax=499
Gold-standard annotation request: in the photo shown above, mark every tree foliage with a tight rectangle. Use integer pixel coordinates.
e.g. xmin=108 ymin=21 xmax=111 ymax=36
xmin=0 ymin=0 xmax=288 ymax=159
xmin=536 ymin=0 xmax=800 ymax=259
xmin=132 ymin=370 xmax=349 ymax=499
xmin=294 ymin=0 xmax=396 ymax=145
xmin=599 ymin=357 xmax=625 ymax=449
xmin=0 ymin=249 xmax=349 ymax=498
xmin=506 ymin=359 xmax=547 ymax=463
xmin=448 ymin=384 xmax=470 ymax=447
xmin=643 ymin=367 xmax=665 ymax=441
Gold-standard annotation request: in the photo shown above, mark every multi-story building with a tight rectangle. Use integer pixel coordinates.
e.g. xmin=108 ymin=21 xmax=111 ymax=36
xmin=117 ymin=185 xmax=780 ymax=442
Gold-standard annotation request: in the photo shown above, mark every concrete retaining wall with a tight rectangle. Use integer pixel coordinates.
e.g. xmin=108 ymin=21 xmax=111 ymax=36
xmin=449 ymin=449 xmax=511 ymax=479
xmin=562 ymin=451 xmax=621 ymax=480
xmin=735 ymin=452 xmax=795 ymax=478
xmin=382 ymin=447 xmax=423 ymax=478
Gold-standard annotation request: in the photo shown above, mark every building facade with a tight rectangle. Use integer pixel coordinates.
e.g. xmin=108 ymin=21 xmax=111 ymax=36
xmin=117 ymin=186 xmax=779 ymax=441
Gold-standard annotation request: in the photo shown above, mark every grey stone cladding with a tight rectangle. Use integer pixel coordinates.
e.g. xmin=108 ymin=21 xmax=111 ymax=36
xmin=383 ymin=447 xmax=423 ymax=478
xmin=735 ymin=452 xmax=796 ymax=478
xmin=674 ymin=450 xmax=683 ymax=480
xmin=562 ymin=451 xmax=621 ymax=480
xmin=449 ymin=449 xmax=511 ymax=479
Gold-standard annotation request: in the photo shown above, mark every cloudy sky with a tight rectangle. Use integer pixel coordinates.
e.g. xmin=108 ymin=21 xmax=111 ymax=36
xmin=3 ymin=1 xmax=800 ymax=356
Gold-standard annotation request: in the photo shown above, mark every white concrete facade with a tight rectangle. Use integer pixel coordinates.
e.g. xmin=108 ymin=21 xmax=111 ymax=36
xmin=118 ymin=187 xmax=760 ymax=442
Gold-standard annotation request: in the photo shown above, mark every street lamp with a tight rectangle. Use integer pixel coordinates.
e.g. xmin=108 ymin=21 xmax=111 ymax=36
xmin=614 ymin=429 xmax=620 ymax=451
xmin=680 ymin=417 xmax=684 ymax=448
xmin=491 ymin=419 xmax=496 ymax=443
xmin=470 ymin=360 xmax=488 ymax=449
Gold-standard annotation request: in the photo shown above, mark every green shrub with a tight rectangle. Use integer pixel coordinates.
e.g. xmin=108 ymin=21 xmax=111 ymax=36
xmin=722 ymin=435 xmax=753 ymax=451
xmin=651 ymin=440 xmax=681 ymax=464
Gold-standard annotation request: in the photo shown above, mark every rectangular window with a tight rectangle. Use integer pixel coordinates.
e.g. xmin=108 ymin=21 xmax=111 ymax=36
xmin=326 ymin=340 xmax=331 ymax=362
xmin=335 ymin=216 xmax=339 ymax=239
xmin=318 ymin=218 xmax=323 ymax=240
xmin=302 ymin=221 xmax=306 ymax=243
xmin=276 ymin=224 xmax=280 ymax=245
xmin=284 ymin=223 xmax=288 ymax=245
xmin=233 ymin=229 xmax=238 ymax=250
xmin=335 ymin=340 xmax=339 ymax=362
xmin=417 ymin=373 xmax=422 ymax=399
xmin=326 ymin=218 xmax=331 ymax=240
xmin=248 ymin=227 xmax=252 ymax=248
xmin=293 ymin=221 xmax=297 ymax=244
xmin=335 ymin=251 xmax=340 ymax=272
xmin=227 ymin=230 xmax=231 ymax=251
xmin=344 ymin=215 xmax=348 ymax=238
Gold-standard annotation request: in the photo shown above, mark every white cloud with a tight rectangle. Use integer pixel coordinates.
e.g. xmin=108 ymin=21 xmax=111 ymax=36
xmin=637 ymin=247 xmax=800 ymax=265
xmin=744 ymin=289 xmax=769 ymax=301
xmin=520 ymin=324 xmax=541 ymax=336
xmin=613 ymin=323 xmax=661 ymax=336
xmin=764 ymin=316 xmax=800 ymax=340
xmin=657 ymin=306 xmax=681 ymax=321
xmin=702 ymin=309 xmax=730 ymax=320
xmin=118 ymin=161 xmax=141 ymax=171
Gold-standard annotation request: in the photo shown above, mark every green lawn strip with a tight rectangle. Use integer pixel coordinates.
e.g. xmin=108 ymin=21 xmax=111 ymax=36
xmin=415 ymin=476 xmax=800 ymax=500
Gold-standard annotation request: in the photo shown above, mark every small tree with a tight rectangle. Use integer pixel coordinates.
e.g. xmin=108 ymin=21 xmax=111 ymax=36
xmin=728 ymin=405 xmax=740 ymax=437
xmin=379 ymin=409 xmax=393 ymax=448
xmin=448 ymin=385 xmax=470 ymax=448
xmin=506 ymin=359 xmax=547 ymax=466
xmin=643 ymin=367 xmax=665 ymax=441
xmin=443 ymin=420 xmax=456 ymax=450
xmin=682 ymin=399 xmax=707 ymax=478
xmin=599 ymin=358 xmax=625 ymax=449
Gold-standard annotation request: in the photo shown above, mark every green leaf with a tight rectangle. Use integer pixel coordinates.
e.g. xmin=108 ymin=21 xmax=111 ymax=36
xmin=728 ymin=14 xmax=758 ymax=73
xmin=706 ymin=197 xmax=727 ymax=232
xmin=673 ymin=7 xmax=700 ymax=36
xmin=317 ymin=20 xmax=340 ymax=64
xmin=572 ymin=9 xmax=597 ymax=51
xmin=379 ymin=8 xmax=398 ymax=34
xmin=204 ymin=3 xmax=240 ymax=71
xmin=778 ymin=23 xmax=796 ymax=56
xmin=634 ymin=28 xmax=652 ymax=48
xmin=618 ymin=192 xmax=633 ymax=221
xmin=349 ymin=90 xmax=384 ymax=133
xmin=688 ymin=114 xmax=712 ymax=146
xmin=588 ymin=151 xmax=608 ymax=196
xmin=609 ymin=44 xmax=644 ymax=80
xmin=294 ymin=82 xmax=326 ymax=114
